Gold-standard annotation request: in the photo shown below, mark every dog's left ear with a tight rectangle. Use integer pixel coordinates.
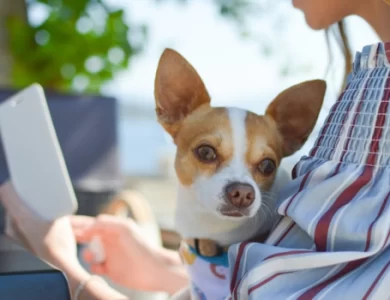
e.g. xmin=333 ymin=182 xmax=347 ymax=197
xmin=154 ymin=48 xmax=211 ymax=137
xmin=266 ymin=79 xmax=326 ymax=157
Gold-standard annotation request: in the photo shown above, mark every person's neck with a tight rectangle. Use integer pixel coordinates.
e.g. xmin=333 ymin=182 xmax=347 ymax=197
xmin=356 ymin=0 xmax=390 ymax=42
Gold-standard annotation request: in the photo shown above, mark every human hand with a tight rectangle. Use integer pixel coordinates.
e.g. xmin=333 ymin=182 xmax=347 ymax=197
xmin=71 ymin=214 xmax=188 ymax=294
xmin=0 ymin=181 xmax=132 ymax=300
xmin=0 ymin=181 xmax=80 ymax=270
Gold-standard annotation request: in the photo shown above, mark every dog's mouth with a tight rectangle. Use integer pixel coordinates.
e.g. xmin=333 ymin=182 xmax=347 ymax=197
xmin=219 ymin=205 xmax=250 ymax=218
xmin=221 ymin=211 xmax=244 ymax=217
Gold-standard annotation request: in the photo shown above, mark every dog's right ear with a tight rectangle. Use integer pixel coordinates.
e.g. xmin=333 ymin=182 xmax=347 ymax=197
xmin=154 ymin=48 xmax=211 ymax=137
xmin=265 ymin=79 xmax=326 ymax=157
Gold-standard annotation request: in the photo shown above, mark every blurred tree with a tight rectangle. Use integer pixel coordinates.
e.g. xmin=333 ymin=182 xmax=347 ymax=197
xmin=0 ymin=0 xmax=28 ymax=87
xmin=0 ymin=0 xmax=146 ymax=92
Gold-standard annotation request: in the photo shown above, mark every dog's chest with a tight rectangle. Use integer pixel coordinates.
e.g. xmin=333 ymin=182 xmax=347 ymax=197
xmin=179 ymin=243 xmax=230 ymax=300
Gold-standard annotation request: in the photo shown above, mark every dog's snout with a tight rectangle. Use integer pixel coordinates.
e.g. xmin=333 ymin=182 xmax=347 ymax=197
xmin=225 ymin=182 xmax=255 ymax=208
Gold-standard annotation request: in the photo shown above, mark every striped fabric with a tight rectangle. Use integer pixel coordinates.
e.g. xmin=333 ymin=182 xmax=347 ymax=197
xmin=228 ymin=42 xmax=390 ymax=300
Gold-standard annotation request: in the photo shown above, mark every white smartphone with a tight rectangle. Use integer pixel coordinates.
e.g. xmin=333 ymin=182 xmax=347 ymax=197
xmin=0 ymin=84 xmax=77 ymax=221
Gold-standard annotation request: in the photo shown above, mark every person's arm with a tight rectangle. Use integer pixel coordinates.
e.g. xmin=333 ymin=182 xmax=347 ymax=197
xmin=0 ymin=182 xmax=128 ymax=300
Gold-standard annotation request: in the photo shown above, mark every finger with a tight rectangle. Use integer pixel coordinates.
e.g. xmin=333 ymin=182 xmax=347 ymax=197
xmin=96 ymin=214 xmax=129 ymax=226
xmin=73 ymin=213 xmax=131 ymax=230
xmin=90 ymin=264 xmax=106 ymax=275
xmin=73 ymin=227 xmax=100 ymax=243
xmin=74 ymin=214 xmax=131 ymax=241
xmin=70 ymin=215 xmax=96 ymax=230
xmin=71 ymin=215 xmax=116 ymax=234
xmin=71 ymin=216 xmax=97 ymax=240
xmin=72 ymin=216 xmax=103 ymax=243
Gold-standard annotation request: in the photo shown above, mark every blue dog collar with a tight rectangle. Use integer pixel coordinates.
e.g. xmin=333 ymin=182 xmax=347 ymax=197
xmin=188 ymin=245 xmax=229 ymax=268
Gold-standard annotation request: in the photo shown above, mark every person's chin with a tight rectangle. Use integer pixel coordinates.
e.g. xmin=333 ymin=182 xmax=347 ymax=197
xmin=291 ymin=2 xmax=330 ymax=30
xmin=304 ymin=14 xmax=329 ymax=31
xmin=292 ymin=0 xmax=300 ymax=8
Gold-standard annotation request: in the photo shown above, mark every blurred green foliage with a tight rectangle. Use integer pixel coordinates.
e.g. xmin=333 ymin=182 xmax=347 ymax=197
xmin=7 ymin=0 xmax=147 ymax=93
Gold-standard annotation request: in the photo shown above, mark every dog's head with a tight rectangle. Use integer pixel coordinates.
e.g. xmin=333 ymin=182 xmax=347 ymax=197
xmin=154 ymin=49 xmax=325 ymax=222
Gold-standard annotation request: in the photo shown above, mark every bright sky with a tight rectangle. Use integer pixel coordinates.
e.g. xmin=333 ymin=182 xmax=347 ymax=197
xmin=103 ymin=0 xmax=379 ymax=114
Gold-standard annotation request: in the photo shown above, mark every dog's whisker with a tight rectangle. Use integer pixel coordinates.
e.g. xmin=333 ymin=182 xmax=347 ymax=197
xmin=264 ymin=202 xmax=275 ymax=216
xmin=251 ymin=213 xmax=261 ymax=225
xmin=259 ymin=202 xmax=275 ymax=224
xmin=260 ymin=190 xmax=276 ymax=197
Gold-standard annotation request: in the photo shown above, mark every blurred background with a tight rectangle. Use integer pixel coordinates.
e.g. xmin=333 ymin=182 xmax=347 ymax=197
xmin=0 ymin=0 xmax=380 ymax=298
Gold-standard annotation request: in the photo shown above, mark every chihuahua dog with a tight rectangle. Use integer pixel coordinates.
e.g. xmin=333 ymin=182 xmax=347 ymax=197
xmin=154 ymin=49 xmax=326 ymax=300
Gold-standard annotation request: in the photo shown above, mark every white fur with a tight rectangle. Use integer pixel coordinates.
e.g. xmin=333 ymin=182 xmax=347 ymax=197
xmin=174 ymin=107 xmax=290 ymax=246
xmin=175 ymin=167 xmax=289 ymax=246
xmin=191 ymin=108 xmax=261 ymax=218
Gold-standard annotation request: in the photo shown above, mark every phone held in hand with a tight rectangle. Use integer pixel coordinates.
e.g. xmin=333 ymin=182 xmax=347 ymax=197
xmin=0 ymin=84 xmax=77 ymax=221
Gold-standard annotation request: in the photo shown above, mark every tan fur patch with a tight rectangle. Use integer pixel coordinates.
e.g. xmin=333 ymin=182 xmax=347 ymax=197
xmin=154 ymin=49 xmax=211 ymax=137
xmin=174 ymin=106 xmax=234 ymax=186
xmin=265 ymin=79 xmax=326 ymax=156
xmin=245 ymin=112 xmax=284 ymax=191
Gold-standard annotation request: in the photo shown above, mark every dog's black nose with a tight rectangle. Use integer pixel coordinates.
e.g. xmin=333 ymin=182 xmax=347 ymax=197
xmin=225 ymin=182 xmax=255 ymax=208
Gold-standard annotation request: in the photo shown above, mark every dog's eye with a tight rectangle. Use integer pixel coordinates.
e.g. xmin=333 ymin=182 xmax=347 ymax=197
xmin=257 ymin=159 xmax=276 ymax=176
xmin=195 ymin=145 xmax=217 ymax=162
